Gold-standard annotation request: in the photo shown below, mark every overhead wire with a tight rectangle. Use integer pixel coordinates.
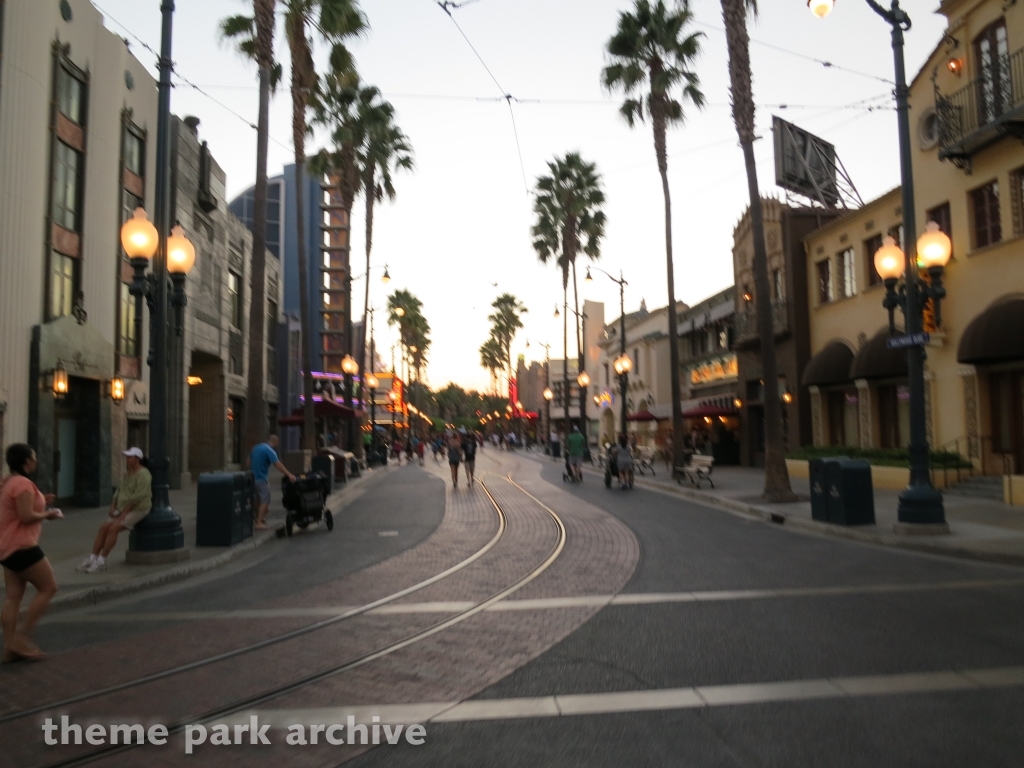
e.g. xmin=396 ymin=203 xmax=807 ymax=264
xmin=434 ymin=0 xmax=530 ymax=193
xmin=94 ymin=3 xmax=294 ymax=152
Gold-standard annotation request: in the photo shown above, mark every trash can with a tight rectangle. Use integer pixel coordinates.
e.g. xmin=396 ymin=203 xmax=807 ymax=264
xmin=826 ymin=459 xmax=875 ymax=526
xmin=551 ymin=440 xmax=561 ymax=459
xmin=809 ymin=457 xmax=846 ymax=522
xmin=196 ymin=471 xmax=254 ymax=546
xmin=311 ymin=454 xmax=335 ymax=497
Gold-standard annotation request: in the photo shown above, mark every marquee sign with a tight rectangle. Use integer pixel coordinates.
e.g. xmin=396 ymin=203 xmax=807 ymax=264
xmin=689 ymin=355 xmax=738 ymax=386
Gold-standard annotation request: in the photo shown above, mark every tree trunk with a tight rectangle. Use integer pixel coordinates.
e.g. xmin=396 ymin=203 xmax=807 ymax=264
xmin=242 ymin=0 xmax=275 ymax=458
xmin=293 ymin=92 xmax=315 ymax=453
xmin=573 ymin=261 xmax=586 ymax=437
xmin=653 ymin=115 xmax=685 ymax=469
xmin=355 ymin=169 xmax=376 ymax=460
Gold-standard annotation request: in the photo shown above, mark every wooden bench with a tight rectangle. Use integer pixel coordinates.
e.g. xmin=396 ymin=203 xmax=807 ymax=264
xmin=635 ymin=446 xmax=657 ymax=476
xmin=674 ymin=454 xmax=715 ymax=488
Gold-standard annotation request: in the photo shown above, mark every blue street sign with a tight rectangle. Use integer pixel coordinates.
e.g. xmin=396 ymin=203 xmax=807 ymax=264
xmin=886 ymin=332 xmax=930 ymax=350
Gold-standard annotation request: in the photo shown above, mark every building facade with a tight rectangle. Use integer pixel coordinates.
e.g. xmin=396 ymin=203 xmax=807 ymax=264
xmin=547 ymin=300 xmax=605 ymax=441
xmin=0 ymin=0 xmax=158 ymax=503
xmin=732 ymin=199 xmax=840 ymax=466
xmin=801 ymin=0 xmax=1024 ymax=475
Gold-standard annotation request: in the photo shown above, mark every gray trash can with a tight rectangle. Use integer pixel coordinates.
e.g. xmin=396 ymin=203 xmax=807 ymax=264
xmin=809 ymin=457 xmax=847 ymax=522
xmin=826 ymin=459 xmax=875 ymax=526
xmin=311 ymin=455 xmax=335 ymax=497
xmin=196 ymin=471 xmax=254 ymax=546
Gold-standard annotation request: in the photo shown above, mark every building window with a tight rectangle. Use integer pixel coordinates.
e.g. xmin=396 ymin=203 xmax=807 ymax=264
xmin=865 ymin=234 xmax=883 ymax=286
xmin=926 ymin=202 xmax=952 ymax=244
xmin=816 ymin=258 xmax=833 ymax=304
xmin=773 ymin=268 xmax=784 ymax=300
xmin=117 ymin=283 xmax=137 ymax=356
xmin=56 ymin=64 xmax=84 ymax=124
xmin=971 ymin=181 xmax=1001 ymax=249
xmin=50 ymin=251 xmax=76 ymax=319
xmin=228 ymin=270 xmax=242 ymax=329
xmin=839 ymin=247 xmax=856 ymax=298
xmin=974 ymin=19 xmax=1010 ymax=126
xmin=887 ymin=223 xmax=904 ymax=249
xmin=124 ymin=127 xmax=144 ymax=177
xmin=1011 ymin=169 xmax=1024 ymax=236
xmin=52 ymin=141 xmax=82 ymax=231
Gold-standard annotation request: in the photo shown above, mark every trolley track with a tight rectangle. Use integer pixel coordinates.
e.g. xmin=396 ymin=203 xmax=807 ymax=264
xmin=1 ymin=473 xmax=507 ymax=726
xmin=17 ymin=473 xmax=568 ymax=768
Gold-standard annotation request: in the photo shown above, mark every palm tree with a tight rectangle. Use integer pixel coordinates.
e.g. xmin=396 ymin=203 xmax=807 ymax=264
xmin=603 ymin=0 xmax=705 ymax=466
xmin=487 ymin=293 xmax=528 ymax=396
xmin=220 ymin=0 xmax=279 ymax=455
xmin=357 ymin=105 xmax=414 ymax=409
xmin=283 ymin=0 xmax=366 ymax=450
xmin=720 ymin=0 xmax=794 ymax=501
xmin=531 ymin=152 xmax=605 ymax=434
xmin=479 ymin=336 xmax=503 ymax=394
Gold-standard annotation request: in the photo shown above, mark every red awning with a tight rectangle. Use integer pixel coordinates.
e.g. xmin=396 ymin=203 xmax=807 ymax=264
xmin=681 ymin=404 xmax=737 ymax=418
xmin=626 ymin=409 xmax=658 ymax=422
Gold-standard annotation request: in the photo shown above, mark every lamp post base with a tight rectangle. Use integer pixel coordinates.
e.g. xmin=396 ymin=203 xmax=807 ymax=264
xmin=896 ymin=482 xmax=946 ymax=527
xmin=128 ymin=498 xmax=186 ymax=553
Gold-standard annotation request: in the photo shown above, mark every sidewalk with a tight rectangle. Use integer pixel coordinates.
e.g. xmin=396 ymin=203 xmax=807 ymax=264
xmin=2 ymin=467 xmax=379 ymax=612
xmin=581 ymin=461 xmax=1024 ymax=567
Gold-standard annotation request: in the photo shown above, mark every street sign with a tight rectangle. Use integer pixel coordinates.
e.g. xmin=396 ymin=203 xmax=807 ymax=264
xmin=886 ymin=332 xmax=930 ymax=350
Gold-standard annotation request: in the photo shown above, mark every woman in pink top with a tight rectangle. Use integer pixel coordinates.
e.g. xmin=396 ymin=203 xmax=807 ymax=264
xmin=1 ymin=443 xmax=60 ymax=662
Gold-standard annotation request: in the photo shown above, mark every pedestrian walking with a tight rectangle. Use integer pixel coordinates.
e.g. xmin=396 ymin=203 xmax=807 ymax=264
xmin=447 ymin=431 xmax=463 ymax=487
xmin=249 ymin=435 xmax=296 ymax=530
xmin=416 ymin=438 xmax=425 ymax=466
xmin=566 ymin=426 xmax=585 ymax=481
xmin=1 ymin=443 xmax=61 ymax=662
xmin=461 ymin=429 xmax=477 ymax=485
xmin=77 ymin=448 xmax=152 ymax=573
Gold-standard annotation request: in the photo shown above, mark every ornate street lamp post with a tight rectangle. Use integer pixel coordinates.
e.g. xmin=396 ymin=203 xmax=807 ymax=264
xmin=586 ymin=267 xmax=630 ymax=436
xmin=812 ymin=0 xmax=952 ymax=526
xmin=543 ymin=386 xmax=554 ymax=454
xmin=613 ymin=352 xmax=633 ymax=437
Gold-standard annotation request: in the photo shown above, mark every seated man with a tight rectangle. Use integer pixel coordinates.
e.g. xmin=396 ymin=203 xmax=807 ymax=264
xmin=78 ymin=448 xmax=152 ymax=573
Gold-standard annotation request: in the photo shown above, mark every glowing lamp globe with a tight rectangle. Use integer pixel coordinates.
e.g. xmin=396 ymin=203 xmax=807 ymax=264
xmin=121 ymin=208 xmax=158 ymax=260
xmin=808 ymin=0 xmax=834 ymax=18
xmin=577 ymin=371 xmax=591 ymax=388
xmin=874 ymin=236 xmax=905 ymax=281
xmin=917 ymin=221 xmax=952 ymax=269
xmin=543 ymin=387 xmax=554 ymax=401
xmin=341 ymin=355 xmax=358 ymax=375
xmin=366 ymin=373 xmax=379 ymax=389
xmin=166 ymin=225 xmax=196 ymax=274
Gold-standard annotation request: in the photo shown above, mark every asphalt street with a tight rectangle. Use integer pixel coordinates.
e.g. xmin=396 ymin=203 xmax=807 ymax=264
xmin=347 ymin=456 xmax=1024 ymax=768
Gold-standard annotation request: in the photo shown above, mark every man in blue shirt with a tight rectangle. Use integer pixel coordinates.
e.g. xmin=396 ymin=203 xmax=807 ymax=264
xmin=249 ymin=435 xmax=295 ymax=530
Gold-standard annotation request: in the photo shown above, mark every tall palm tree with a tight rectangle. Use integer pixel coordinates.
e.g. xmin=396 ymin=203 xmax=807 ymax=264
xmin=283 ymin=0 xmax=366 ymax=450
xmin=479 ymin=336 xmax=503 ymax=395
xmin=532 ymin=152 xmax=605 ymax=433
xmin=720 ymin=0 xmax=793 ymax=501
xmin=487 ymin=293 xmax=528 ymax=396
xmin=357 ymin=105 xmax=414 ymax=409
xmin=220 ymin=0 xmax=279 ymax=455
xmin=603 ymin=0 xmax=705 ymax=466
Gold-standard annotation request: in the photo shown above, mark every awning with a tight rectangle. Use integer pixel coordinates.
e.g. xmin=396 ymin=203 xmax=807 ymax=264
xmin=802 ymin=341 xmax=855 ymax=386
xmin=627 ymin=408 xmax=658 ymax=422
xmin=849 ymin=330 xmax=908 ymax=380
xmin=681 ymin=404 xmax=738 ymax=418
xmin=958 ymin=298 xmax=1024 ymax=364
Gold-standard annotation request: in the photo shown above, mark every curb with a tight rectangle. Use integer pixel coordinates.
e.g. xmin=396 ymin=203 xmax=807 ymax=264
xmin=580 ymin=464 xmax=1024 ymax=569
xmin=46 ymin=468 xmax=384 ymax=614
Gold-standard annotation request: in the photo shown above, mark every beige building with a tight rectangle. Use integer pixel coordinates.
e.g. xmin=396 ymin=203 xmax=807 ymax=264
xmin=548 ymin=300 xmax=605 ymax=442
xmin=802 ymin=0 xmax=1024 ymax=475
xmin=0 ymin=0 xmax=157 ymax=503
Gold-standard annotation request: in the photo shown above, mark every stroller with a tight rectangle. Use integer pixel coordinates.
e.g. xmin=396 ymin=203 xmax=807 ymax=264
xmin=281 ymin=472 xmax=334 ymax=537
xmin=562 ymin=452 xmax=583 ymax=483
xmin=604 ymin=445 xmax=634 ymax=490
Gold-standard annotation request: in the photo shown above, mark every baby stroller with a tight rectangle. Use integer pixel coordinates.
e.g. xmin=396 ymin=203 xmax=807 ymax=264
xmin=562 ymin=452 xmax=583 ymax=483
xmin=605 ymin=445 xmax=634 ymax=490
xmin=281 ymin=472 xmax=334 ymax=537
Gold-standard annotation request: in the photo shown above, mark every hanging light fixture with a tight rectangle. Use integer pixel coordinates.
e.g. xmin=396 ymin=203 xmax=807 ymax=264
xmin=110 ymin=376 xmax=125 ymax=402
xmin=381 ymin=266 xmax=391 ymax=284
xmin=52 ymin=359 xmax=69 ymax=400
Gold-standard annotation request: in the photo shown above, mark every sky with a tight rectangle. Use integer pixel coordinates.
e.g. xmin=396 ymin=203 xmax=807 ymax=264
xmin=94 ymin=0 xmax=949 ymax=393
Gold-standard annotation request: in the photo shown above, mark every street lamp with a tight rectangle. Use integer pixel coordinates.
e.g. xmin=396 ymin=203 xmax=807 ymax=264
xmin=814 ymin=0 xmax=947 ymax=528
xmin=577 ymin=371 xmax=590 ymax=388
xmin=589 ymin=267 xmax=630 ymax=435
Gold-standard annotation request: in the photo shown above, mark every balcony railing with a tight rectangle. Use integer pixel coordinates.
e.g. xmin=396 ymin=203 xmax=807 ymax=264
xmin=733 ymin=300 xmax=788 ymax=344
xmin=936 ymin=47 xmax=1024 ymax=167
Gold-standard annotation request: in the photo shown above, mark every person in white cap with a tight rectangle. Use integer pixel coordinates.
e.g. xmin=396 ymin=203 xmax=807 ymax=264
xmin=77 ymin=448 xmax=152 ymax=573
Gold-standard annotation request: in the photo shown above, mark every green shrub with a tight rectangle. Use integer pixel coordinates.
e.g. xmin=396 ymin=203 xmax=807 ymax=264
xmin=786 ymin=445 xmax=972 ymax=469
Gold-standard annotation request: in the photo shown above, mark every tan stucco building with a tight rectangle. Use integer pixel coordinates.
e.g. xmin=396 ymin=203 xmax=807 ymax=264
xmin=802 ymin=0 xmax=1024 ymax=475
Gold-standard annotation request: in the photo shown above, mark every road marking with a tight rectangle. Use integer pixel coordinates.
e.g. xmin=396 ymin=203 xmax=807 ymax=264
xmin=51 ymin=576 xmax=1024 ymax=623
xmin=378 ymin=531 xmax=400 ymax=537
xmin=233 ymin=665 xmax=1024 ymax=727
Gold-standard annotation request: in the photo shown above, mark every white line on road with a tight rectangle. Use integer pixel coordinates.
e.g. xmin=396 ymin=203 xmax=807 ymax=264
xmin=51 ymin=576 xmax=1024 ymax=623
xmin=226 ymin=665 xmax=1024 ymax=727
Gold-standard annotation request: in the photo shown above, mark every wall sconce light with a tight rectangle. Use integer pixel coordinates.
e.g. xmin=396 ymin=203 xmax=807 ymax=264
xmin=947 ymin=57 xmax=964 ymax=76
xmin=110 ymin=376 xmax=125 ymax=402
xmin=742 ymin=291 xmax=753 ymax=303
xmin=52 ymin=359 xmax=69 ymax=400
xmin=733 ymin=397 xmax=743 ymax=409
xmin=187 ymin=375 xmax=203 ymax=386
xmin=782 ymin=391 xmax=794 ymax=404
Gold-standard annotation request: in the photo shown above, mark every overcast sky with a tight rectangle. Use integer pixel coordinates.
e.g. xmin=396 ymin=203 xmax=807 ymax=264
xmin=96 ymin=0 xmax=947 ymax=393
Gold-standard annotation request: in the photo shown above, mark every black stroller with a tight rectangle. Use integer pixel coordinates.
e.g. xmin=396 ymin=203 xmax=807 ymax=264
xmin=281 ymin=472 xmax=334 ymax=537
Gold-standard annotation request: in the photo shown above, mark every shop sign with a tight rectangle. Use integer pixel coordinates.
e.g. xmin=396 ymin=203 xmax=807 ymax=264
xmin=689 ymin=355 xmax=738 ymax=385
xmin=125 ymin=379 xmax=149 ymax=419
xmin=594 ymin=390 xmax=613 ymax=409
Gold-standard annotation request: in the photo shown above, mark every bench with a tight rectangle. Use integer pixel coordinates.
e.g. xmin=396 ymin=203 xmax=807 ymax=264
xmin=674 ymin=454 xmax=715 ymax=488
xmin=635 ymin=446 xmax=657 ymax=476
